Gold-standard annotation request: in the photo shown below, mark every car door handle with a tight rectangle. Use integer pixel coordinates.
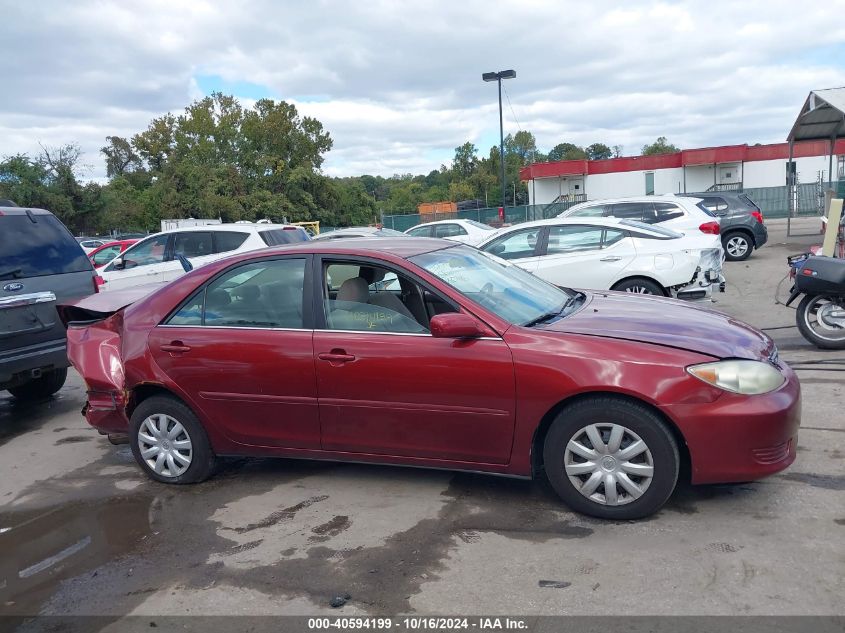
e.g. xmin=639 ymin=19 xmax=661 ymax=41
xmin=160 ymin=342 xmax=192 ymax=354
xmin=600 ymin=256 xmax=622 ymax=262
xmin=318 ymin=352 xmax=356 ymax=363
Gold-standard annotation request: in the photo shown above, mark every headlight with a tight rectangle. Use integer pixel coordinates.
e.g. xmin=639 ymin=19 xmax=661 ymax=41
xmin=687 ymin=360 xmax=785 ymax=395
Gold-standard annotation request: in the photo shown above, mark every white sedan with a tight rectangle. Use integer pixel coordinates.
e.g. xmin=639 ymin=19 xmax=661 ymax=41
xmin=476 ymin=217 xmax=724 ymax=300
xmin=404 ymin=219 xmax=496 ymax=245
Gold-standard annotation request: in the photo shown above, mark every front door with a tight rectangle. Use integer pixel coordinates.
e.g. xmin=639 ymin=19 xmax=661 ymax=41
xmin=148 ymin=256 xmax=319 ymax=449
xmin=314 ymin=258 xmax=516 ymax=464
xmin=534 ymin=225 xmax=634 ymax=290
xmin=101 ymin=233 xmax=172 ymax=291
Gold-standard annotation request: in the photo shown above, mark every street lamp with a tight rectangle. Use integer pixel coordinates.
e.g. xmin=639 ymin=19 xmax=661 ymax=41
xmin=482 ymin=69 xmax=516 ymax=215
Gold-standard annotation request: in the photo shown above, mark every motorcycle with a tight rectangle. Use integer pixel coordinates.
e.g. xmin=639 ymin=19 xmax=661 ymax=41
xmin=786 ymin=254 xmax=845 ymax=349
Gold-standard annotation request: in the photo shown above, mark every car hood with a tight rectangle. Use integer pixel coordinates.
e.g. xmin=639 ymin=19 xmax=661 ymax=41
xmin=538 ymin=291 xmax=774 ymax=360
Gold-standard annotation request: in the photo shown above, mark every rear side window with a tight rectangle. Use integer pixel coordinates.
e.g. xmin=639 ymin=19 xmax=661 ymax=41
xmin=259 ymin=228 xmax=310 ymax=246
xmin=173 ymin=231 xmax=214 ymax=257
xmin=214 ymin=231 xmax=249 ymax=253
xmin=568 ymin=205 xmax=606 ymax=218
xmin=609 ymin=203 xmax=647 ymax=220
xmin=0 ymin=214 xmax=91 ymax=278
xmin=653 ymin=203 xmax=685 ymax=222
xmin=739 ymin=195 xmax=760 ymax=210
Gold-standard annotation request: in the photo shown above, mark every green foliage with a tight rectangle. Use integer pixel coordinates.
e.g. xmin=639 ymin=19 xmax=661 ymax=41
xmin=585 ymin=143 xmax=613 ymax=160
xmin=548 ymin=142 xmax=587 ymax=161
xmin=641 ymin=137 xmax=680 ymax=156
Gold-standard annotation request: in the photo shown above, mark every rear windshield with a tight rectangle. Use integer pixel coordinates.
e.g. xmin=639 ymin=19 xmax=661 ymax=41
xmin=0 ymin=214 xmax=92 ymax=278
xmin=740 ymin=194 xmax=760 ymax=210
xmin=259 ymin=228 xmax=310 ymax=246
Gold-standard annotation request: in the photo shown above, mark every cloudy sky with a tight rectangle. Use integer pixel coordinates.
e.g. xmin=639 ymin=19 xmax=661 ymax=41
xmin=2 ymin=0 xmax=844 ymax=181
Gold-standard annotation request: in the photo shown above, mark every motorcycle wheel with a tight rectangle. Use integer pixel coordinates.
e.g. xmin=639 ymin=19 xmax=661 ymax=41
xmin=796 ymin=294 xmax=845 ymax=350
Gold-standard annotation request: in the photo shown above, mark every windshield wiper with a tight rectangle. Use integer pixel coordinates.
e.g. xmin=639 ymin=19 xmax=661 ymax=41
xmin=0 ymin=268 xmax=22 ymax=280
xmin=523 ymin=292 xmax=586 ymax=328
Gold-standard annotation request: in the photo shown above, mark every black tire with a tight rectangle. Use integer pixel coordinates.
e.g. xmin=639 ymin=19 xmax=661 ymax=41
xmin=611 ymin=278 xmax=665 ymax=296
xmin=543 ymin=397 xmax=679 ymax=520
xmin=722 ymin=231 xmax=753 ymax=262
xmin=796 ymin=294 xmax=845 ymax=350
xmin=129 ymin=395 xmax=216 ymax=484
xmin=7 ymin=368 xmax=67 ymax=401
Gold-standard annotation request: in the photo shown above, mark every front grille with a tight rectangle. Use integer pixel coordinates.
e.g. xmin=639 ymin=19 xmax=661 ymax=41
xmin=752 ymin=439 xmax=791 ymax=465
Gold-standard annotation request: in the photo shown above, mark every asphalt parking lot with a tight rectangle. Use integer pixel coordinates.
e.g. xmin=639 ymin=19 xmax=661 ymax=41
xmin=1 ymin=218 xmax=843 ymax=619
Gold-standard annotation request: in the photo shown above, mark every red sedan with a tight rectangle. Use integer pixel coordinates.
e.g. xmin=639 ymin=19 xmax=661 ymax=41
xmin=63 ymin=238 xmax=800 ymax=519
xmin=87 ymin=239 xmax=138 ymax=268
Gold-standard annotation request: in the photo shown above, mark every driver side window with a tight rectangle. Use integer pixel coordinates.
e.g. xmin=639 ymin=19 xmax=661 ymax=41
xmin=106 ymin=234 xmax=169 ymax=271
xmin=480 ymin=228 xmax=540 ymax=260
xmin=322 ymin=262 xmax=453 ymax=334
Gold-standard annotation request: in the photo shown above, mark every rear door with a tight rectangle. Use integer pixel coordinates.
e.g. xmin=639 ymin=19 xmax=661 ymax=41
xmin=534 ymin=225 xmax=633 ymax=289
xmin=0 ymin=212 xmax=95 ymax=375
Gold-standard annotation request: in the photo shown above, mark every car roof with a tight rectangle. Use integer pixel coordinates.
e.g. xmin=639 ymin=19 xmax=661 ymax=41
xmin=253 ymin=236 xmax=457 ymax=259
xmin=568 ymin=195 xmax=687 ymax=208
xmin=0 ymin=206 xmax=55 ymax=216
xmin=152 ymin=223 xmax=303 ymax=235
xmin=492 ymin=216 xmax=643 ymax=231
xmin=408 ymin=219 xmax=477 ymax=229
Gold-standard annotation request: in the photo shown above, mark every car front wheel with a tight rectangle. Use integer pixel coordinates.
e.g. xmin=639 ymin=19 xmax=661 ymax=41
xmin=543 ymin=397 xmax=679 ymax=520
xmin=129 ymin=395 xmax=216 ymax=484
xmin=722 ymin=232 xmax=753 ymax=261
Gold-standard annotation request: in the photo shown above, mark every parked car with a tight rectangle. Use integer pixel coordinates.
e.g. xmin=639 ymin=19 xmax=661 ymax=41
xmin=404 ymin=219 xmax=496 ymax=245
xmin=675 ymin=192 xmax=768 ymax=261
xmin=559 ymin=195 xmax=720 ymax=237
xmin=98 ymin=224 xmax=309 ymax=291
xmin=312 ymin=227 xmax=408 ymax=240
xmin=75 ymin=237 xmax=107 ymax=253
xmin=63 ymin=238 xmax=799 ymax=520
xmin=477 ymin=218 xmax=724 ymax=300
xmin=1 ymin=206 xmax=98 ymax=400
xmin=88 ymin=239 xmax=138 ymax=269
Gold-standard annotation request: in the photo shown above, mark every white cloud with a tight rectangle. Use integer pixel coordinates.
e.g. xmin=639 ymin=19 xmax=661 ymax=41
xmin=1 ymin=0 xmax=843 ymax=180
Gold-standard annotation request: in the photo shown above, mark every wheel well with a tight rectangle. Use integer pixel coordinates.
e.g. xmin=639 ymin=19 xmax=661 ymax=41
xmin=530 ymin=391 xmax=691 ymax=483
xmin=722 ymin=227 xmax=755 ymax=246
xmin=127 ymin=383 xmax=181 ymax=417
xmin=610 ymin=275 xmax=668 ymax=296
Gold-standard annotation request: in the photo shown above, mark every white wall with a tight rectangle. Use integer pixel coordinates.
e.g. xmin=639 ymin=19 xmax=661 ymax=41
xmin=529 ymin=154 xmax=841 ymax=205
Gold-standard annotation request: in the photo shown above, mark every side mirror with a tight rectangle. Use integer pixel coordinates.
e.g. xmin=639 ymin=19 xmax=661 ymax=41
xmin=430 ymin=313 xmax=485 ymax=339
xmin=113 ymin=257 xmax=125 ymax=270
xmin=176 ymin=253 xmax=193 ymax=272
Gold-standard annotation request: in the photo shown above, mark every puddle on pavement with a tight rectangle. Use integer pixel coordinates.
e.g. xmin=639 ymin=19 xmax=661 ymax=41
xmin=0 ymin=496 xmax=152 ymax=615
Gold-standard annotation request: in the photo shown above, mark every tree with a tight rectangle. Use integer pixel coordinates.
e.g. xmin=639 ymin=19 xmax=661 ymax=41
xmin=504 ymin=131 xmax=538 ymax=164
xmin=612 ymin=145 xmax=624 ymax=158
xmin=101 ymin=136 xmax=142 ymax=178
xmin=585 ymin=143 xmax=613 ymax=160
xmin=548 ymin=142 xmax=586 ymax=161
xmin=641 ymin=137 xmax=680 ymax=156
xmin=451 ymin=142 xmax=478 ymax=179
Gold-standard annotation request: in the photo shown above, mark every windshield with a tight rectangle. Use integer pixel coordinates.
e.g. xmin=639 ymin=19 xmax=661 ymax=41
xmin=410 ymin=245 xmax=571 ymax=326
xmin=259 ymin=228 xmax=310 ymax=245
xmin=464 ymin=220 xmax=495 ymax=231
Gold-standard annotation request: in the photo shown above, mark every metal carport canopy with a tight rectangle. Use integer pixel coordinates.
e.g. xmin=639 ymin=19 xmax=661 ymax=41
xmin=787 ymin=88 xmax=845 ymax=143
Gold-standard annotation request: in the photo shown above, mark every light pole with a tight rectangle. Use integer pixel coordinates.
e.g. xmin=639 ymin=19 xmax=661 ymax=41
xmin=482 ymin=69 xmax=516 ymax=215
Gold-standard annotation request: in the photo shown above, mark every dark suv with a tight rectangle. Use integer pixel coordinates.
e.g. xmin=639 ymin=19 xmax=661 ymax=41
xmin=678 ymin=192 xmax=768 ymax=261
xmin=1 ymin=206 xmax=98 ymax=400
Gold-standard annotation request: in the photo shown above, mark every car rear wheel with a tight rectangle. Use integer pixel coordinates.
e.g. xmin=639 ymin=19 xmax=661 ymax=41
xmin=722 ymin=231 xmax=753 ymax=261
xmin=7 ymin=368 xmax=67 ymax=401
xmin=129 ymin=395 xmax=216 ymax=484
xmin=543 ymin=397 xmax=679 ymax=520
xmin=611 ymin=278 xmax=664 ymax=296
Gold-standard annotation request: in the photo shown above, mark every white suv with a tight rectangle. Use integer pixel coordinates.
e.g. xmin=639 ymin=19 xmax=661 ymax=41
xmin=99 ymin=224 xmax=309 ymax=291
xmin=558 ymin=195 xmax=719 ymax=236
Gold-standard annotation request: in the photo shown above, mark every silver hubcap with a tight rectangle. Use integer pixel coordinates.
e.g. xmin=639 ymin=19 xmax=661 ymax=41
xmin=624 ymin=286 xmax=652 ymax=294
xmin=564 ymin=423 xmax=654 ymax=506
xmin=804 ymin=296 xmax=845 ymax=341
xmin=138 ymin=414 xmax=193 ymax=477
xmin=726 ymin=236 xmax=749 ymax=257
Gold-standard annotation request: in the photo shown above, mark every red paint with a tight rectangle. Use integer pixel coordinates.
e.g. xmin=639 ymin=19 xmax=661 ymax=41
xmin=520 ymin=139 xmax=845 ymax=181
xmin=66 ymin=239 xmax=800 ymax=485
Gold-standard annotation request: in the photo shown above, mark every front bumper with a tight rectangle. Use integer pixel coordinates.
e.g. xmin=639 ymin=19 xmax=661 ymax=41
xmin=660 ymin=363 xmax=801 ymax=484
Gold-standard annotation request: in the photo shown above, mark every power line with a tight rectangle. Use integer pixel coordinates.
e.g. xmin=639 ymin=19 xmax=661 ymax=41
xmin=503 ymin=86 xmax=522 ymax=132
